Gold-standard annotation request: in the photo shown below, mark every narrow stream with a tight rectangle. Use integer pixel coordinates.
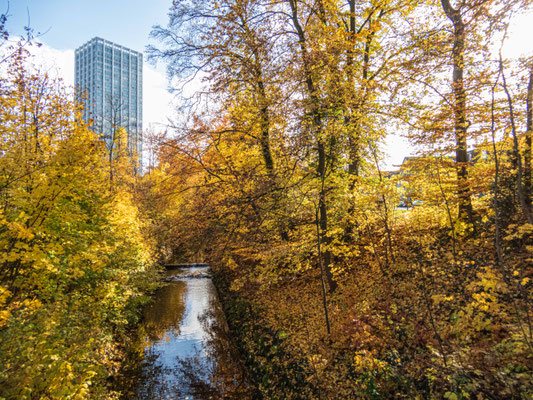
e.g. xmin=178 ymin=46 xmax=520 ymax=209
xmin=130 ymin=266 xmax=252 ymax=399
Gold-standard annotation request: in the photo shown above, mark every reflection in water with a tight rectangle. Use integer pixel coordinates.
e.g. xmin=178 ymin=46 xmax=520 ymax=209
xmin=143 ymin=279 xmax=186 ymax=342
xmin=130 ymin=267 xmax=252 ymax=400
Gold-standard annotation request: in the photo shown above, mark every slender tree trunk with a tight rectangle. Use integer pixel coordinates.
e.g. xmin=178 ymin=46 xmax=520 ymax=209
xmin=315 ymin=209 xmax=331 ymax=335
xmin=441 ymin=0 xmax=474 ymax=223
xmin=109 ymin=139 xmax=114 ymax=184
xmin=490 ymin=75 xmax=504 ymax=267
xmin=492 ymin=74 xmax=533 ymax=350
xmin=257 ymin=80 xmax=274 ymax=172
xmin=343 ymin=1 xmax=358 ymax=243
xmin=371 ymin=146 xmax=395 ymax=265
xmin=246 ymin=20 xmax=274 ymax=174
xmin=288 ymin=0 xmax=337 ymax=292
xmin=500 ymin=57 xmax=533 ymax=224
xmin=436 ymin=159 xmax=457 ymax=262
xmin=525 ymin=64 xmax=532 ymax=207
xmin=346 ymin=0 xmax=359 ymax=177
xmin=346 ymin=5 xmax=380 ymax=179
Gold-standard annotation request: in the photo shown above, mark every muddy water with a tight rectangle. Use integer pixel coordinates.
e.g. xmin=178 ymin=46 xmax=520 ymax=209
xmin=132 ymin=266 xmax=252 ymax=399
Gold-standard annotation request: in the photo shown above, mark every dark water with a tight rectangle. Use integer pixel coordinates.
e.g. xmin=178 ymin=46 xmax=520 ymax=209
xmin=127 ymin=267 xmax=252 ymax=400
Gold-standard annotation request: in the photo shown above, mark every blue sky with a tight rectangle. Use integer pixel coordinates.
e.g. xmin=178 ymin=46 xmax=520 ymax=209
xmin=0 ymin=0 xmax=179 ymax=136
xmin=2 ymin=0 xmax=171 ymax=52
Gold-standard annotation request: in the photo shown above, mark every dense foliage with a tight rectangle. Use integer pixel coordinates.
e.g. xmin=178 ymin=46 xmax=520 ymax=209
xmin=2 ymin=0 xmax=533 ymax=398
xmin=0 ymin=51 xmax=158 ymax=399
xmin=143 ymin=0 xmax=533 ymax=398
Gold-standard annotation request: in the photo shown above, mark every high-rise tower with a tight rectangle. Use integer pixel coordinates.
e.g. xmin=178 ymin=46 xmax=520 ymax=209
xmin=75 ymin=37 xmax=143 ymax=167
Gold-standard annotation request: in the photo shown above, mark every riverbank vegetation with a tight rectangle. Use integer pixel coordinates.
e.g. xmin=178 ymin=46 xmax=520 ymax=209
xmin=143 ymin=0 xmax=533 ymax=398
xmin=0 ymin=48 xmax=159 ymax=398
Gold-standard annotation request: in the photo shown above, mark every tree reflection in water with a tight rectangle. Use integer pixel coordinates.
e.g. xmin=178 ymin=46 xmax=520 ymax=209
xmin=172 ymin=298 xmax=254 ymax=399
xmin=117 ymin=268 xmax=252 ymax=400
xmin=143 ymin=280 xmax=187 ymax=342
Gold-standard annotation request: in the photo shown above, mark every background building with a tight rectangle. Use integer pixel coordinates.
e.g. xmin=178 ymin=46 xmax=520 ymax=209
xmin=75 ymin=37 xmax=143 ymax=167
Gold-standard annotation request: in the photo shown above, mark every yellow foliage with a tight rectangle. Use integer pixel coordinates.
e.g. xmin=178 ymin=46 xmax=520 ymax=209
xmin=0 ymin=56 xmax=156 ymax=399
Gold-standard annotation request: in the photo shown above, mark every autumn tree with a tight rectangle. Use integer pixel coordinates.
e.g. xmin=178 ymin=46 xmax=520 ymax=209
xmin=144 ymin=1 xmax=533 ymax=397
xmin=149 ymin=0 xmax=279 ymax=174
xmin=0 ymin=55 xmax=156 ymax=400
xmin=526 ymin=60 xmax=532 ymax=206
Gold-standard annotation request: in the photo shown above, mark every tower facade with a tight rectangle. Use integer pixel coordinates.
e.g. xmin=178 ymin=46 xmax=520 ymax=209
xmin=75 ymin=37 xmax=143 ymax=166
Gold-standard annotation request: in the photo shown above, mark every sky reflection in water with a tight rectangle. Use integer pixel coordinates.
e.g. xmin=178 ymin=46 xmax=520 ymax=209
xmin=134 ymin=267 xmax=252 ymax=400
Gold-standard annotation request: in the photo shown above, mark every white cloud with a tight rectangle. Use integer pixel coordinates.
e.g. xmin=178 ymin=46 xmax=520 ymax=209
xmin=16 ymin=42 xmax=75 ymax=87
xmin=504 ymin=11 xmax=533 ymax=60
xmin=143 ymin=63 xmax=176 ymax=130
xmin=4 ymin=39 xmax=175 ymax=131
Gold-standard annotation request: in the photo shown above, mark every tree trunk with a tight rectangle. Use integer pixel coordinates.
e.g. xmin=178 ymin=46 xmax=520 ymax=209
xmin=288 ymin=0 xmax=337 ymax=292
xmin=246 ymin=20 xmax=274 ymax=174
xmin=257 ymin=78 xmax=274 ymax=173
xmin=525 ymin=64 xmax=532 ymax=207
xmin=346 ymin=0 xmax=359 ymax=177
xmin=441 ymin=0 xmax=474 ymax=223
xmin=500 ymin=58 xmax=533 ymax=224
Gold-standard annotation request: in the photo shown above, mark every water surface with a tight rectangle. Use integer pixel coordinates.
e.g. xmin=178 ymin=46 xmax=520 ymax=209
xmin=131 ymin=266 xmax=252 ymax=399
